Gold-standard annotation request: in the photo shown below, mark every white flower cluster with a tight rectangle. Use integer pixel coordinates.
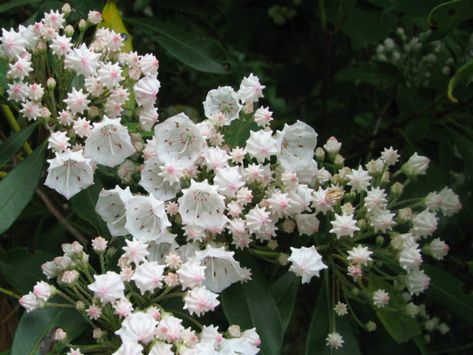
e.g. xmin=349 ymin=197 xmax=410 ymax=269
xmin=7 ymin=6 xmax=463 ymax=353
xmin=20 ymin=239 xmax=260 ymax=354
xmin=374 ymin=27 xmax=456 ymax=87
xmin=0 ymin=5 xmax=160 ymax=199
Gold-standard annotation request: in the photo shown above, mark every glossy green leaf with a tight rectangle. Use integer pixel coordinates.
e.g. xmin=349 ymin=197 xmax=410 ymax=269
xmin=11 ymin=307 xmax=87 ymax=355
xmin=221 ymin=254 xmax=282 ymax=355
xmin=0 ymin=142 xmax=46 ymax=234
xmin=0 ymin=122 xmax=38 ymax=169
xmin=0 ymin=248 xmax=52 ymax=294
xmin=447 ymin=59 xmax=473 ymax=103
xmin=270 ymin=272 xmax=299 ymax=335
xmin=305 ymin=273 xmax=361 ymax=355
xmin=424 ymin=264 xmax=473 ymax=325
xmin=70 ymin=176 xmax=110 ymax=238
xmin=126 ymin=18 xmax=227 ymax=74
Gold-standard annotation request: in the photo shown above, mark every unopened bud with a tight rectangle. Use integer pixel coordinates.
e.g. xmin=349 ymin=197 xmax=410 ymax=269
xmin=278 ymin=253 xmax=289 ymax=266
xmin=76 ymin=301 xmax=86 ymax=311
xmin=314 ymin=147 xmax=325 ymax=161
xmin=54 ymin=328 xmax=67 ymax=342
xmin=47 ymin=77 xmax=56 ymax=90
xmin=391 ymin=182 xmax=403 ymax=196
xmin=78 ymin=19 xmax=88 ymax=32
xmin=366 ymin=321 xmax=377 ymax=332
xmin=376 ymin=235 xmax=385 ymax=247
xmin=92 ymin=328 xmax=104 ymax=339
xmin=65 ymin=25 xmax=74 ymax=37
xmin=61 ymin=3 xmax=71 ymax=15
xmin=227 ymin=325 xmax=241 ymax=338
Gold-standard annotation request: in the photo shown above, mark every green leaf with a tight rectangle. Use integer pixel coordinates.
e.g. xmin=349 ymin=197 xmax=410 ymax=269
xmin=270 ymin=272 xmax=299 ymax=335
xmin=368 ymin=277 xmax=421 ymax=343
xmin=305 ymin=273 xmax=361 ymax=355
xmin=222 ymin=114 xmax=258 ymax=148
xmin=221 ymin=254 xmax=282 ymax=355
xmin=0 ymin=142 xmax=46 ymax=234
xmin=70 ymin=176 xmax=110 ymax=238
xmin=0 ymin=122 xmax=38 ymax=169
xmin=11 ymin=307 xmax=87 ymax=355
xmin=427 ymin=0 xmax=473 ymax=38
xmin=126 ymin=18 xmax=227 ymax=74
xmin=0 ymin=248 xmax=52 ymax=294
xmin=424 ymin=264 xmax=473 ymax=325
xmin=447 ymin=60 xmax=473 ymax=103
xmin=0 ymin=0 xmax=42 ymax=13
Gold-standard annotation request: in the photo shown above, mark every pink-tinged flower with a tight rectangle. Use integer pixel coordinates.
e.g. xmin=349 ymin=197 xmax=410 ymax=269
xmin=88 ymin=271 xmax=125 ymax=304
xmin=288 ymin=246 xmax=327 ymax=284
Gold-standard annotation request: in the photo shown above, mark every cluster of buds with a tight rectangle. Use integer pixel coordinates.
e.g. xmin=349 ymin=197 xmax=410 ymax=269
xmin=20 ymin=239 xmax=259 ymax=354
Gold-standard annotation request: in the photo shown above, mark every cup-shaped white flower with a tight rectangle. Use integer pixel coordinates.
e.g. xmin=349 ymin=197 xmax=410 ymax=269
xmin=133 ymin=75 xmax=160 ymax=108
xmin=131 ymin=261 xmax=165 ymax=295
xmin=275 ymin=121 xmax=318 ymax=173
xmin=95 ymin=186 xmax=132 ymax=237
xmin=139 ymin=157 xmax=181 ymax=201
xmin=245 ymin=130 xmax=278 ymax=163
xmin=125 ymin=195 xmax=171 ymax=242
xmin=203 ymin=86 xmax=242 ymax=124
xmin=214 ymin=166 xmax=244 ymax=198
xmin=152 ymin=113 xmax=206 ymax=169
xmin=44 ymin=149 xmax=94 ymax=199
xmin=238 ymin=73 xmax=265 ymax=104
xmin=84 ymin=116 xmax=135 ymax=167
xmin=88 ymin=271 xmax=125 ymax=304
xmin=194 ymin=246 xmax=245 ymax=293
xmin=178 ymin=179 xmax=227 ymax=231
xmin=288 ymin=246 xmax=327 ymax=284
xmin=115 ymin=311 xmax=158 ymax=344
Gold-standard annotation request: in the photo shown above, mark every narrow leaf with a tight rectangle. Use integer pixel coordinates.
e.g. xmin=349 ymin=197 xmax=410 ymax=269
xmin=0 ymin=122 xmax=38 ymax=169
xmin=126 ymin=18 xmax=227 ymax=74
xmin=447 ymin=59 xmax=473 ymax=103
xmin=0 ymin=142 xmax=46 ymax=234
xmin=305 ymin=273 xmax=361 ymax=355
xmin=270 ymin=272 xmax=299 ymax=335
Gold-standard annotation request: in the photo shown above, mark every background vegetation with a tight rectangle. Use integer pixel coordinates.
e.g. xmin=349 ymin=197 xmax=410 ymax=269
xmin=0 ymin=0 xmax=472 ymax=354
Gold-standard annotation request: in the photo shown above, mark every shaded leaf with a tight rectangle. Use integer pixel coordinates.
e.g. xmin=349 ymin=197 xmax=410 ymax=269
xmin=0 ymin=142 xmax=46 ymax=234
xmin=221 ymin=254 xmax=282 ymax=355
xmin=270 ymin=272 xmax=299 ymax=335
xmin=70 ymin=176 xmax=110 ymax=238
xmin=424 ymin=264 xmax=473 ymax=325
xmin=305 ymin=273 xmax=361 ymax=355
xmin=369 ymin=277 xmax=421 ymax=343
xmin=0 ymin=122 xmax=38 ymax=169
xmin=126 ymin=18 xmax=227 ymax=74
xmin=11 ymin=307 xmax=87 ymax=355
xmin=222 ymin=114 xmax=258 ymax=149
xmin=427 ymin=0 xmax=473 ymax=37
xmin=0 ymin=0 xmax=42 ymax=13
xmin=447 ymin=59 xmax=473 ymax=103
xmin=0 ymin=248 xmax=52 ymax=294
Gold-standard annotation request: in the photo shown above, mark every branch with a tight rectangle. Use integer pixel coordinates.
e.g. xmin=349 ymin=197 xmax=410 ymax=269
xmin=36 ymin=188 xmax=88 ymax=245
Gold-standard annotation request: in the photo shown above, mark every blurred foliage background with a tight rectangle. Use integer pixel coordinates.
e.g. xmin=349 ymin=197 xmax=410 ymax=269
xmin=0 ymin=0 xmax=473 ymax=354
